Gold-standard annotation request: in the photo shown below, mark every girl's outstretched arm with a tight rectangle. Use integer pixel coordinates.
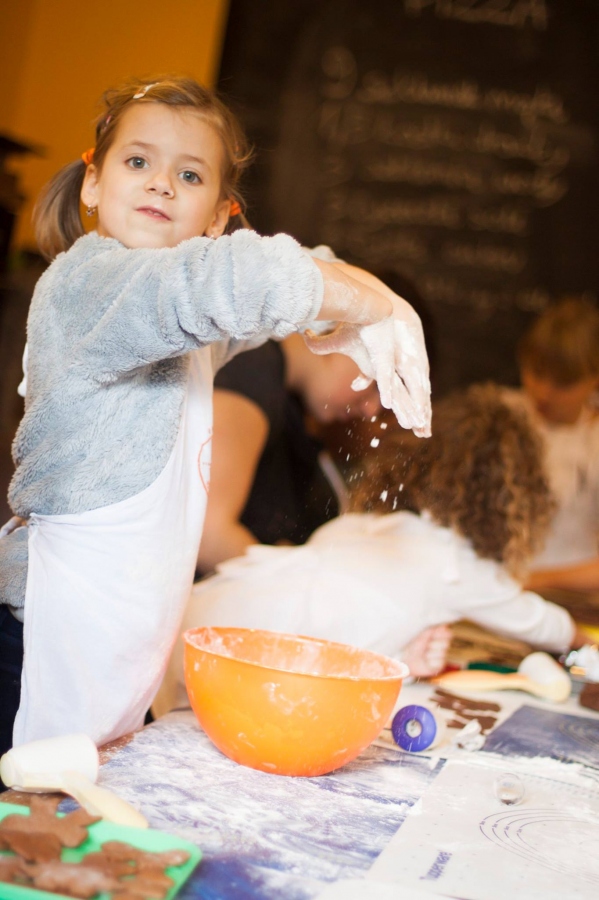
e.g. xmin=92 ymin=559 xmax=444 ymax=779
xmin=47 ymin=231 xmax=325 ymax=384
xmin=312 ymin=259 xmax=393 ymax=324
xmin=309 ymin=259 xmax=432 ymax=437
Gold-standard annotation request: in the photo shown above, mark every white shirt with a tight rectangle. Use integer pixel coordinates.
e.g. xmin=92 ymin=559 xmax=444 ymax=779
xmin=504 ymin=390 xmax=599 ymax=566
xmin=153 ymin=511 xmax=574 ymax=717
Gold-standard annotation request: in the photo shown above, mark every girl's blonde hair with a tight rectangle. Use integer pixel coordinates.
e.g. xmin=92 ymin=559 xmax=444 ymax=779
xmin=350 ymin=383 xmax=555 ymax=578
xmin=35 ymin=76 xmax=252 ymax=260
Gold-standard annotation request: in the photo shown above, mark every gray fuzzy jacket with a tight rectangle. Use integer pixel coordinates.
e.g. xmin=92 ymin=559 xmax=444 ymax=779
xmin=0 ymin=230 xmax=323 ymax=613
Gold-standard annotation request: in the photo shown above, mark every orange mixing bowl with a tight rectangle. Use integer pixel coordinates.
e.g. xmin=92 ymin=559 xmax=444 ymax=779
xmin=183 ymin=626 xmax=408 ymax=777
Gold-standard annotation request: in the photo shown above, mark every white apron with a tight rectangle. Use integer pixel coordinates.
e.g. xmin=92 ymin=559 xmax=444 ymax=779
xmin=14 ymin=350 xmax=213 ymax=747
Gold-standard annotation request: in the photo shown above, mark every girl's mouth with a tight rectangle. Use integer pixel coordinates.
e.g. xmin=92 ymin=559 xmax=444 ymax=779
xmin=137 ymin=206 xmax=171 ymax=221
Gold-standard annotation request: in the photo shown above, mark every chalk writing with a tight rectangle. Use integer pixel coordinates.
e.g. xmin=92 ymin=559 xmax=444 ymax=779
xmin=321 ymin=223 xmax=429 ymax=265
xmin=315 ymin=38 xmax=577 ymax=315
xmin=324 ymin=185 xmax=529 ymax=236
xmin=418 ymin=275 xmax=548 ymax=312
xmin=404 ymin=0 xmax=548 ymax=31
xmin=441 ymin=239 xmax=527 ymax=274
xmin=362 ymin=153 xmax=566 ymax=205
xmin=354 ymin=73 xmax=566 ymax=124
xmin=218 ymin=0 xmax=599 ymax=396
xmin=468 ymin=204 xmax=529 ymax=235
xmin=324 ymin=187 xmax=463 ymax=230
xmin=363 ymin=154 xmax=486 ymax=193
xmin=321 ymin=46 xmax=357 ymax=100
xmin=319 ymin=104 xmax=569 ymax=171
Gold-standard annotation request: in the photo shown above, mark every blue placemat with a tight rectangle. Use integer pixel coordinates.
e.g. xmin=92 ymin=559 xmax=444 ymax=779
xmin=482 ymin=704 xmax=599 ymax=768
xmin=99 ymin=711 xmax=442 ymax=899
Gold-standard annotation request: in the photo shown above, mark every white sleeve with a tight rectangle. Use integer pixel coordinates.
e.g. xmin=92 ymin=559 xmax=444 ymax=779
xmin=17 ymin=344 xmax=28 ymax=398
xmin=442 ymin=545 xmax=575 ymax=653
xmin=464 ymin=588 xmax=575 ymax=653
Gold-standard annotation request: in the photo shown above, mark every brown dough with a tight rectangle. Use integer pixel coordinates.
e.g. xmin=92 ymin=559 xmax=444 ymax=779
xmin=432 ymin=687 xmax=501 ymax=713
xmin=101 ymin=840 xmax=188 ymax=866
xmin=0 ymin=828 xmax=62 ymax=862
xmin=580 ymin=681 xmax=599 ymax=711
xmin=112 ymin=874 xmax=172 ymax=898
xmin=0 ymin=800 xmax=190 ymax=900
xmin=0 ymin=795 xmax=99 ymax=848
xmin=82 ymin=847 xmax=137 ymax=878
xmin=0 ymin=854 xmax=28 ymax=884
xmin=24 ymin=860 xmax=117 ymax=899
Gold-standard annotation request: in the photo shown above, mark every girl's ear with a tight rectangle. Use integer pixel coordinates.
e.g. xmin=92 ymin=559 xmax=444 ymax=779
xmin=207 ymin=199 xmax=232 ymax=238
xmin=80 ymin=165 xmax=100 ymax=209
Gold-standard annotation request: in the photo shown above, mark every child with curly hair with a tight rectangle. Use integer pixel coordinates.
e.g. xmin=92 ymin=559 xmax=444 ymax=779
xmin=154 ymin=383 xmax=585 ymax=717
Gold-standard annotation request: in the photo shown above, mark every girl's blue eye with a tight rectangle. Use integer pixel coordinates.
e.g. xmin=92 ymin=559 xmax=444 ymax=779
xmin=128 ymin=157 xmax=147 ymax=169
xmin=181 ymin=170 xmax=200 ymax=184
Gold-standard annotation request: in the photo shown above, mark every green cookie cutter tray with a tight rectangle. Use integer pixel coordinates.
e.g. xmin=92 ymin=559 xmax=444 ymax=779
xmin=0 ymin=800 xmax=202 ymax=900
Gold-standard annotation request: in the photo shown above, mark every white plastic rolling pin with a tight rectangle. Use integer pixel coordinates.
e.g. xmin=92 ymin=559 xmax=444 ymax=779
xmin=0 ymin=733 xmax=148 ymax=829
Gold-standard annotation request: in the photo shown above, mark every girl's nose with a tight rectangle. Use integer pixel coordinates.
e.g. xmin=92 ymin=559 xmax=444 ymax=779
xmin=145 ymin=170 xmax=175 ymax=197
xmin=534 ymin=379 xmax=555 ymax=403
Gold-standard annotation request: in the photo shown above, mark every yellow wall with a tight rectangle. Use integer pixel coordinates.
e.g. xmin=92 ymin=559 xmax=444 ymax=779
xmin=0 ymin=0 xmax=38 ymax=132
xmin=0 ymin=0 xmax=230 ymax=249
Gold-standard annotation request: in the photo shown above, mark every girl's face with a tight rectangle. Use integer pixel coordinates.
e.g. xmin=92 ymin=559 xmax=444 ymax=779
xmin=81 ymin=103 xmax=231 ymax=249
xmin=521 ymin=367 xmax=599 ymax=425
xmin=304 ymin=355 xmax=382 ymax=423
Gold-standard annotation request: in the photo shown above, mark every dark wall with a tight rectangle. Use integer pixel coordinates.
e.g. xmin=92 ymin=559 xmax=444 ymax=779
xmin=218 ymin=0 xmax=599 ymax=396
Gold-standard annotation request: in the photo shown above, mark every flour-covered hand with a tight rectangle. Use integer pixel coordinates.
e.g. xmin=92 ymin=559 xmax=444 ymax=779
xmin=304 ymin=295 xmax=431 ymax=437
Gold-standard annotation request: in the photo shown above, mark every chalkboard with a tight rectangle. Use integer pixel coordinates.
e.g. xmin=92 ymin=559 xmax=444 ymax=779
xmin=218 ymin=0 xmax=599 ymax=395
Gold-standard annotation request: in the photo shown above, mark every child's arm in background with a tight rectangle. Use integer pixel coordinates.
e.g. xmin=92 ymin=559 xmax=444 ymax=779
xmin=464 ymin=586 xmax=577 ymax=653
xmin=443 ymin=555 xmax=579 ymax=654
xmin=309 ymin=259 xmax=431 ymax=437
xmin=526 ymin=557 xmax=599 ymax=593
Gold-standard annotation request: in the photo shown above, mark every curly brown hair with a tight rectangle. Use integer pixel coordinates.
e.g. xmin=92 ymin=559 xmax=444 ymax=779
xmin=350 ymin=383 xmax=555 ymax=577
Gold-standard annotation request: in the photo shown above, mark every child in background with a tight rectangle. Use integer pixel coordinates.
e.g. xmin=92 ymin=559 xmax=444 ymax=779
xmin=503 ymin=298 xmax=599 ymax=592
xmin=154 ymin=383 xmax=586 ymax=718
xmin=196 ymin=334 xmax=382 ymax=576
xmin=0 ymin=76 xmax=431 ymax=756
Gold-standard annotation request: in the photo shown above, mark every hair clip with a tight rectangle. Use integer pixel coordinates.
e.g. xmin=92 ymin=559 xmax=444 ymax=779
xmin=81 ymin=148 xmax=95 ymax=166
xmin=97 ymin=115 xmax=112 ymax=137
xmin=133 ymin=82 xmax=159 ymax=100
xmin=229 ymin=200 xmax=242 ymax=217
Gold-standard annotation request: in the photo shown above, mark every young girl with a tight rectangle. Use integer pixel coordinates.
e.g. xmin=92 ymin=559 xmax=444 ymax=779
xmin=0 ymin=76 xmax=431 ymax=755
xmin=154 ymin=384 xmax=586 ymax=718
